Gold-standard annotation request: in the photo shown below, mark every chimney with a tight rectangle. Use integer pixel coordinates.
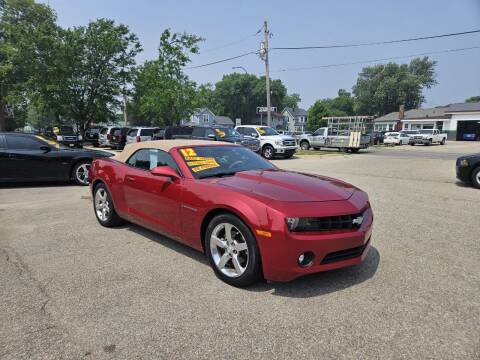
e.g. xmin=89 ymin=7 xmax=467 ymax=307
xmin=395 ymin=105 xmax=405 ymax=131
xmin=398 ymin=105 xmax=405 ymax=120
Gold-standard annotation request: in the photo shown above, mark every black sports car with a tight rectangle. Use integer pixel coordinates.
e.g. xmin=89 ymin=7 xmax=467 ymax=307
xmin=456 ymin=153 xmax=480 ymax=189
xmin=0 ymin=132 xmax=112 ymax=185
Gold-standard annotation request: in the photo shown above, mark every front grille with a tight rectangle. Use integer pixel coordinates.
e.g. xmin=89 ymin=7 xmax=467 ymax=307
xmin=283 ymin=139 xmax=296 ymax=146
xmin=413 ymin=136 xmax=423 ymax=140
xmin=63 ymin=136 xmax=78 ymax=141
xmin=321 ymin=239 xmax=370 ymax=264
xmin=291 ymin=212 xmax=364 ymax=232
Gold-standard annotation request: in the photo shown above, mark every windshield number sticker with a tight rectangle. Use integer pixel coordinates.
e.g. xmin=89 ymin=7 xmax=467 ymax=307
xmin=256 ymin=127 xmax=266 ymax=135
xmin=214 ymin=129 xmax=226 ymax=138
xmin=181 ymin=148 xmax=220 ymax=172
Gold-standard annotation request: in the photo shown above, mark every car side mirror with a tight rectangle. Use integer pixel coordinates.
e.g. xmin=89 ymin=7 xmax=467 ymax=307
xmin=40 ymin=145 xmax=51 ymax=153
xmin=150 ymin=166 xmax=180 ymax=180
xmin=207 ymin=133 xmax=216 ymax=140
xmin=252 ymin=133 xmax=259 ymax=138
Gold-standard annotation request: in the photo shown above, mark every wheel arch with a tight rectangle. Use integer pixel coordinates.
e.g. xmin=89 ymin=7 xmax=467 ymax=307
xmin=200 ymin=206 xmax=257 ymax=254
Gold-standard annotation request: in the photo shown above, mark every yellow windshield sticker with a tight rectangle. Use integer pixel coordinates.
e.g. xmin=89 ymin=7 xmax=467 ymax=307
xmin=256 ymin=127 xmax=266 ymax=135
xmin=214 ymin=128 xmax=226 ymax=138
xmin=180 ymin=148 xmax=197 ymax=157
xmin=180 ymin=148 xmax=220 ymax=172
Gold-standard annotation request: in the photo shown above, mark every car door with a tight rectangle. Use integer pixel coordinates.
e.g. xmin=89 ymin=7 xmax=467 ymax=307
xmin=123 ymin=149 xmax=183 ymax=238
xmin=311 ymin=128 xmax=326 ymax=147
xmin=2 ymin=134 xmax=59 ymax=181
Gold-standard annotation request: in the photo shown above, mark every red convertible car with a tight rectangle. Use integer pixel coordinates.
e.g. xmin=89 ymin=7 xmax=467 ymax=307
xmin=89 ymin=140 xmax=373 ymax=286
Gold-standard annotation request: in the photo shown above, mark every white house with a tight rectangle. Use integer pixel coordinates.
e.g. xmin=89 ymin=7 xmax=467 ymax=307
xmin=374 ymin=102 xmax=480 ymax=140
xmin=181 ymin=108 xmax=234 ymax=127
xmin=282 ymin=107 xmax=308 ymax=132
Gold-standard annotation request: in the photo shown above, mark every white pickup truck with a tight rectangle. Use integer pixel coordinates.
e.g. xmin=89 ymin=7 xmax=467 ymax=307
xmin=235 ymin=125 xmax=297 ymax=159
xmin=411 ymin=129 xmax=447 ymax=145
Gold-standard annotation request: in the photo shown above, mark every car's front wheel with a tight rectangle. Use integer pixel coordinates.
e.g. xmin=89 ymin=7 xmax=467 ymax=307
xmin=300 ymin=141 xmax=310 ymax=150
xmin=93 ymin=183 xmax=124 ymax=227
xmin=262 ymin=145 xmax=275 ymax=159
xmin=72 ymin=161 xmax=91 ymax=186
xmin=471 ymin=167 xmax=480 ymax=189
xmin=205 ymin=214 xmax=262 ymax=287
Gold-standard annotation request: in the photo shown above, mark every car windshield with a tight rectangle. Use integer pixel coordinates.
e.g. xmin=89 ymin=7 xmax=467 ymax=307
xmin=214 ymin=128 xmax=240 ymax=138
xmin=419 ymin=130 xmax=434 ymax=134
xmin=178 ymin=145 xmax=276 ymax=179
xmin=256 ymin=126 xmax=278 ymax=136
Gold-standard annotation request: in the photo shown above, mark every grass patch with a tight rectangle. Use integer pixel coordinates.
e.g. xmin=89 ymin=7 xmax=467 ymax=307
xmin=295 ymin=149 xmax=345 ymax=156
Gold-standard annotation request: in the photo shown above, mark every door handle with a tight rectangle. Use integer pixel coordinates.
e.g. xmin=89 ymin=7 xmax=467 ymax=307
xmin=126 ymin=176 xmax=135 ymax=182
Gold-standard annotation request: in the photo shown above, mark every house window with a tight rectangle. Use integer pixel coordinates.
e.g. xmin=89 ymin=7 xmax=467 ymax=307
xmin=203 ymin=114 xmax=209 ymax=123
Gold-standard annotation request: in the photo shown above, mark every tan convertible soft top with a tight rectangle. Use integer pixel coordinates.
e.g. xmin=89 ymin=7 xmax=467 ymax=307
xmin=113 ymin=139 xmax=233 ymax=163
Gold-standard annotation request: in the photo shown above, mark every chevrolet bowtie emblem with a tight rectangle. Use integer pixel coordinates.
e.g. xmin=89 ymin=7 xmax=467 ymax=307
xmin=352 ymin=216 xmax=364 ymax=225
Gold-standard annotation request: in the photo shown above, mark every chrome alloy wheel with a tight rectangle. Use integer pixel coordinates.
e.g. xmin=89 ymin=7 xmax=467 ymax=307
xmin=76 ymin=163 xmax=90 ymax=185
xmin=209 ymin=223 xmax=249 ymax=278
xmin=476 ymin=171 xmax=480 ymax=184
xmin=95 ymin=188 xmax=110 ymax=222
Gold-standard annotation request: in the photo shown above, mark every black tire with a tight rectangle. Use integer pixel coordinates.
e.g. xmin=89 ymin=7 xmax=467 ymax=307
xmin=205 ymin=213 xmax=262 ymax=287
xmin=262 ymin=145 xmax=275 ymax=160
xmin=350 ymin=148 xmax=360 ymax=153
xmin=93 ymin=183 xmax=124 ymax=227
xmin=72 ymin=161 xmax=91 ymax=186
xmin=471 ymin=167 xmax=480 ymax=189
xmin=440 ymin=138 xmax=446 ymax=145
xmin=410 ymin=142 xmax=415 ymax=146
xmin=425 ymin=139 xmax=432 ymax=146
xmin=300 ymin=141 xmax=310 ymax=150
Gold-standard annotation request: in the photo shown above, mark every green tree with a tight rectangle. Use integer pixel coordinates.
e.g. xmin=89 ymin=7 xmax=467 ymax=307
xmin=282 ymin=93 xmax=301 ymax=109
xmin=133 ymin=29 xmax=202 ymax=126
xmin=192 ymin=83 xmax=216 ymax=110
xmin=306 ymin=99 xmax=346 ymax=131
xmin=54 ymin=19 xmax=141 ymax=134
xmin=211 ymin=73 xmax=288 ymax=122
xmin=352 ymin=57 xmax=437 ymax=116
xmin=0 ymin=0 xmax=58 ymax=131
xmin=465 ymin=96 xmax=480 ymax=103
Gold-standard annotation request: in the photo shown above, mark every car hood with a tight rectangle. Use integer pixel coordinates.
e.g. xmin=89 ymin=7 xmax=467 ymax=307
xmin=216 ymin=170 xmax=356 ymax=202
xmin=458 ymin=153 xmax=480 ymax=160
xmin=58 ymin=148 xmax=112 ymax=157
xmin=260 ymin=135 xmax=295 ymax=141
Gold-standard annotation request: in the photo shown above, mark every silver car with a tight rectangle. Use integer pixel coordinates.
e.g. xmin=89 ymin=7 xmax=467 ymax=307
xmin=126 ymin=127 xmax=159 ymax=144
xmin=98 ymin=127 xmax=115 ymax=147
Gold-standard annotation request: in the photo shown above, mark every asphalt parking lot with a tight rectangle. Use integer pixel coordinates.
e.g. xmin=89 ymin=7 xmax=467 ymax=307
xmin=1 ymin=142 xmax=479 ymax=359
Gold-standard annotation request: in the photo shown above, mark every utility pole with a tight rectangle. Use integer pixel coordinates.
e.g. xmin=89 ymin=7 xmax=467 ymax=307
xmin=260 ymin=21 xmax=272 ymax=127
xmin=123 ymin=93 xmax=128 ymax=126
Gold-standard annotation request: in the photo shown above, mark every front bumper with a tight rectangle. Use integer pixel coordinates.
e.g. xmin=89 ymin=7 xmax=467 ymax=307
xmin=257 ymin=198 xmax=373 ymax=282
xmin=59 ymin=140 xmax=83 ymax=148
xmin=456 ymin=165 xmax=471 ymax=183
xmin=274 ymin=146 xmax=297 ymax=154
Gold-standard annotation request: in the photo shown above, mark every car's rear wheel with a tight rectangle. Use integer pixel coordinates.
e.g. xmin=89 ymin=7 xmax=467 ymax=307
xmin=440 ymin=138 xmax=446 ymax=145
xmin=93 ymin=183 xmax=124 ymax=227
xmin=471 ymin=167 xmax=480 ymax=189
xmin=205 ymin=214 xmax=262 ymax=287
xmin=300 ymin=141 xmax=310 ymax=150
xmin=73 ymin=161 xmax=91 ymax=186
xmin=262 ymin=145 xmax=275 ymax=160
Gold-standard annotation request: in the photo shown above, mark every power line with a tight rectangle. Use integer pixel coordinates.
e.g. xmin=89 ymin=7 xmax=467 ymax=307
xmin=271 ymin=29 xmax=480 ymax=51
xmin=268 ymin=46 xmax=480 ymax=74
xmin=202 ymin=28 xmax=262 ymax=53
xmin=185 ymin=51 xmax=257 ymax=70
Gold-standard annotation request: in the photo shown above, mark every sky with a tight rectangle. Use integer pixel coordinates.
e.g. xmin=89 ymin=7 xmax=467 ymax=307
xmin=41 ymin=0 xmax=480 ymax=110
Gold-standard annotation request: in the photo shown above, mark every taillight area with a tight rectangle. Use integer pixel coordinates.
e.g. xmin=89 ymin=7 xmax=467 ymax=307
xmin=107 ymin=134 xmax=111 ymax=140
xmin=136 ymin=136 xmax=141 ymax=142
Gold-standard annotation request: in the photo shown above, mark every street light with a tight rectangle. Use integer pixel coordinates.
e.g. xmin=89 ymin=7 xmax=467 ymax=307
xmin=232 ymin=66 xmax=248 ymax=74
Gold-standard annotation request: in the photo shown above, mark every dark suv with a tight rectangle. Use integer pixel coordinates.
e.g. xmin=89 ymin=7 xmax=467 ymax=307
xmin=85 ymin=127 xmax=101 ymax=147
xmin=166 ymin=126 xmax=260 ymax=152
xmin=110 ymin=127 xmax=131 ymax=150
xmin=45 ymin=125 xmax=83 ymax=148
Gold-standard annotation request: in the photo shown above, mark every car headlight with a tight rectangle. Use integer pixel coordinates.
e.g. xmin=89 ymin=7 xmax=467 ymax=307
xmin=460 ymin=159 xmax=469 ymax=167
xmin=285 ymin=217 xmax=300 ymax=231
xmin=56 ymin=135 xmax=63 ymax=141
xmin=78 ymin=135 xmax=83 ymax=140
xmin=275 ymin=139 xmax=283 ymax=145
